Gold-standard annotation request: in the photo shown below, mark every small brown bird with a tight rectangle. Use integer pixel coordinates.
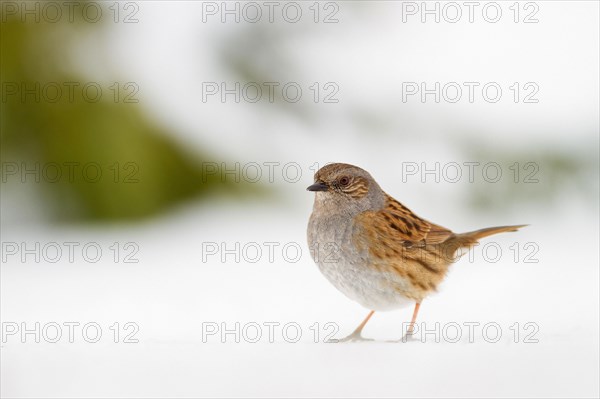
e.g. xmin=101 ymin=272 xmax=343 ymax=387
xmin=307 ymin=163 xmax=525 ymax=342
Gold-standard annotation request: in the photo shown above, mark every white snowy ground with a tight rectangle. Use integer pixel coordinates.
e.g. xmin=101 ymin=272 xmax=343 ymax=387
xmin=1 ymin=195 xmax=598 ymax=398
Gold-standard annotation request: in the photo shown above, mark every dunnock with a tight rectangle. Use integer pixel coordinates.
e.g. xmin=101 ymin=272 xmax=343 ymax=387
xmin=307 ymin=163 xmax=525 ymax=342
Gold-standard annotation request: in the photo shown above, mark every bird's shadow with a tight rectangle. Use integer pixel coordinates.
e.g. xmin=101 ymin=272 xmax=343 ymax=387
xmin=324 ymin=334 xmax=418 ymax=344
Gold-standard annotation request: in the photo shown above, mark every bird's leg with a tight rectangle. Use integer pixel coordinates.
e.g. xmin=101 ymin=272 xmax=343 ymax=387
xmin=327 ymin=310 xmax=375 ymax=343
xmin=401 ymin=302 xmax=421 ymax=341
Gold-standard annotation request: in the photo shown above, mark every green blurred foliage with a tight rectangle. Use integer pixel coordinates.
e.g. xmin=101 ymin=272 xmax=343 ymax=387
xmin=218 ymin=24 xmax=316 ymax=122
xmin=1 ymin=11 xmax=261 ymax=222
xmin=463 ymin=143 xmax=599 ymax=211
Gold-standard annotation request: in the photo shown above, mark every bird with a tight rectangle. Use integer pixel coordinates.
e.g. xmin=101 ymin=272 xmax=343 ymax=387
xmin=306 ymin=162 xmax=526 ymax=342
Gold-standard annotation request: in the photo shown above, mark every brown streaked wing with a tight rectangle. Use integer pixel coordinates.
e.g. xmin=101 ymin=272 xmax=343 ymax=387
xmin=372 ymin=194 xmax=454 ymax=247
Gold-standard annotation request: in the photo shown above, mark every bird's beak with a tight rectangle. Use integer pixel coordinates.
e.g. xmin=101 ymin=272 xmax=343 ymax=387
xmin=306 ymin=182 xmax=328 ymax=192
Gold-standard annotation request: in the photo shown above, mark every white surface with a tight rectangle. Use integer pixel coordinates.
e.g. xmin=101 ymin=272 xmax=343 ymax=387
xmin=2 ymin=200 xmax=599 ymax=398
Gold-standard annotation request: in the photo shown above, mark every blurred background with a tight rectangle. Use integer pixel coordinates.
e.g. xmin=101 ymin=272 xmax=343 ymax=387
xmin=1 ymin=1 xmax=599 ymax=398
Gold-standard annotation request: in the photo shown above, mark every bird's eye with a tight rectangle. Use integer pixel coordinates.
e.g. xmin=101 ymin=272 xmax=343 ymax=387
xmin=338 ymin=176 xmax=350 ymax=186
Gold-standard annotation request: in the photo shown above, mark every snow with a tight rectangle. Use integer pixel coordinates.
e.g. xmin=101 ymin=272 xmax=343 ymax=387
xmin=2 ymin=199 xmax=599 ymax=397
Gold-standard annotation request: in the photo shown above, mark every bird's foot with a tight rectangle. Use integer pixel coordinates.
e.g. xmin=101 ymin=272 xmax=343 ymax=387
xmin=326 ymin=331 xmax=373 ymax=343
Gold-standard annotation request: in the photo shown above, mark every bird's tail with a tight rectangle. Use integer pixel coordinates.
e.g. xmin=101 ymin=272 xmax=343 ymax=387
xmin=453 ymin=225 xmax=527 ymax=248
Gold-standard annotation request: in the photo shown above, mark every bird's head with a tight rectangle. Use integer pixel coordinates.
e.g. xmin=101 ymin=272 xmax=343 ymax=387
xmin=307 ymin=163 xmax=385 ymax=215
